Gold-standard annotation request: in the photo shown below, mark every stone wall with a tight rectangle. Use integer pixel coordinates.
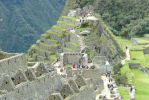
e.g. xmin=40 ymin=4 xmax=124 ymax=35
xmin=0 ymin=74 xmax=63 ymax=100
xmin=60 ymin=53 xmax=88 ymax=66
xmin=0 ymin=54 xmax=27 ymax=76
xmin=0 ymin=62 xmax=63 ymax=100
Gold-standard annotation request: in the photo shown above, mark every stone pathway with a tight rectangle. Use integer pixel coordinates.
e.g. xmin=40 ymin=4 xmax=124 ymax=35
xmin=96 ymin=75 xmax=121 ymax=100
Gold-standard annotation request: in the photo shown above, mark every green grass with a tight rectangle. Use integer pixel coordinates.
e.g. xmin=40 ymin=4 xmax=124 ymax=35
xmin=121 ymin=63 xmax=134 ymax=83
xmin=119 ymin=87 xmax=130 ymax=100
xmin=130 ymin=51 xmax=146 ymax=66
xmin=58 ymin=21 xmax=76 ymax=27
xmin=132 ymin=69 xmax=149 ymax=100
xmin=64 ymin=47 xmax=75 ymax=52
xmin=46 ymin=38 xmax=58 ymax=42
xmin=50 ymin=54 xmax=57 ymax=61
xmin=144 ymin=34 xmax=149 ymax=38
xmin=39 ymin=42 xmax=60 ymax=48
xmin=115 ymin=37 xmax=132 ymax=52
xmin=133 ymin=37 xmax=149 ymax=44
xmin=67 ymin=42 xmax=80 ymax=46
xmin=120 ymin=64 xmax=149 ymax=100
xmin=52 ymin=25 xmax=66 ymax=31
xmin=47 ymin=30 xmax=64 ymax=37
xmin=32 ymin=44 xmax=51 ymax=53
xmin=27 ymin=56 xmax=36 ymax=62
xmin=41 ymin=33 xmax=50 ymax=38
xmin=130 ymin=45 xmax=144 ymax=51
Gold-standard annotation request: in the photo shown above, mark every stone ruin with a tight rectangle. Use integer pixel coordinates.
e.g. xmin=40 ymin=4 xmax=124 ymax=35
xmin=0 ymin=9 xmax=121 ymax=100
xmin=59 ymin=52 xmax=88 ymax=67
xmin=0 ymin=51 xmax=106 ymax=100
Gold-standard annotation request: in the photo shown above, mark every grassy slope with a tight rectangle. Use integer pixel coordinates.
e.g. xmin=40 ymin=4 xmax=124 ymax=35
xmin=113 ymin=35 xmax=149 ymax=100
xmin=132 ymin=69 xmax=149 ymax=100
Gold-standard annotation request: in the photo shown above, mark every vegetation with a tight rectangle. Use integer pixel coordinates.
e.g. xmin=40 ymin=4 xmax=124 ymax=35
xmin=119 ymin=87 xmax=130 ymax=100
xmin=0 ymin=0 xmax=65 ymax=52
xmin=95 ymin=0 xmax=149 ymax=36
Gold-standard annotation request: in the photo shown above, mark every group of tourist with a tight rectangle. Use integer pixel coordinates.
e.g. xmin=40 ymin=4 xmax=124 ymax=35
xmin=105 ymin=72 xmax=115 ymax=93
xmin=101 ymin=71 xmax=123 ymax=100
xmin=71 ymin=64 xmax=89 ymax=70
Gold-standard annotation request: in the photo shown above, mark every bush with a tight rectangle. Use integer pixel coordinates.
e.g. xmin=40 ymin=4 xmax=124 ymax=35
xmin=113 ymin=62 xmax=128 ymax=85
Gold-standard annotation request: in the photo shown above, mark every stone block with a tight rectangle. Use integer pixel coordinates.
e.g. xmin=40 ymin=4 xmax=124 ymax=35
xmin=25 ymin=68 xmax=36 ymax=81
xmin=75 ymin=75 xmax=86 ymax=89
xmin=11 ymin=69 xmax=28 ymax=86
xmin=34 ymin=63 xmax=48 ymax=77
xmin=143 ymin=47 xmax=149 ymax=54
xmin=129 ymin=63 xmax=140 ymax=69
xmin=68 ymin=80 xmax=80 ymax=93
xmin=47 ymin=93 xmax=63 ymax=100
xmin=0 ymin=75 xmax=15 ymax=92
xmin=60 ymin=83 xmax=74 ymax=99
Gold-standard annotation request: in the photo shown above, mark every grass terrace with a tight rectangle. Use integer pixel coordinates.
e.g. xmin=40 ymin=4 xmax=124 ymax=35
xmin=47 ymin=30 xmax=64 ymax=37
xmin=58 ymin=21 xmax=76 ymax=27
xmin=50 ymin=54 xmax=57 ymax=61
xmin=52 ymin=25 xmax=67 ymax=32
xmin=130 ymin=50 xmax=147 ymax=67
xmin=62 ymin=16 xmax=79 ymax=21
xmin=119 ymin=64 xmax=149 ymax=100
xmin=39 ymin=42 xmax=60 ymax=48
xmin=133 ymin=37 xmax=149 ymax=44
xmin=132 ymin=69 xmax=149 ymax=100
xmin=46 ymin=38 xmax=58 ymax=43
xmin=32 ymin=44 xmax=52 ymax=54
xmin=41 ymin=33 xmax=50 ymax=38
xmin=64 ymin=47 xmax=76 ymax=52
xmin=119 ymin=87 xmax=130 ymax=100
xmin=67 ymin=41 xmax=80 ymax=46
xmin=27 ymin=56 xmax=36 ymax=62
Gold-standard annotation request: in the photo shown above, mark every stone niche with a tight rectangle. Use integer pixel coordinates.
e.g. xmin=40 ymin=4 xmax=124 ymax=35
xmin=34 ymin=63 xmax=48 ymax=77
xmin=11 ymin=70 xmax=27 ymax=86
xmin=0 ymin=75 xmax=15 ymax=92
xmin=47 ymin=93 xmax=63 ymax=100
xmin=60 ymin=83 xmax=74 ymax=99
xmin=75 ymin=75 xmax=86 ymax=89
xmin=25 ymin=68 xmax=36 ymax=81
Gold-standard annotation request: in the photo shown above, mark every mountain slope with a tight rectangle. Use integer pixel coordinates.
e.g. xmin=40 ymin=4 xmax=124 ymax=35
xmin=0 ymin=0 xmax=65 ymax=52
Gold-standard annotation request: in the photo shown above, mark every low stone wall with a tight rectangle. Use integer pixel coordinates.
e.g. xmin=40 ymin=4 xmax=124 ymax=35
xmin=61 ymin=17 xmax=80 ymax=26
xmin=50 ymin=34 xmax=63 ymax=43
xmin=38 ymin=43 xmax=58 ymax=52
xmin=51 ymin=27 xmax=64 ymax=34
xmin=57 ymin=22 xmax=74 ymax=30
xmin=0 ymin=54 xmax=27 ymax=76
xmin=43 ymin=39 xmax=56 ymax=45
